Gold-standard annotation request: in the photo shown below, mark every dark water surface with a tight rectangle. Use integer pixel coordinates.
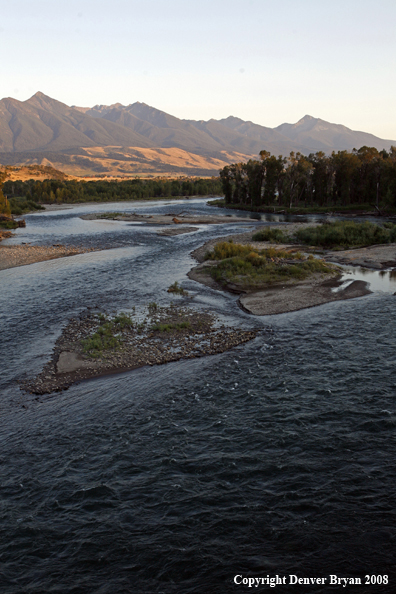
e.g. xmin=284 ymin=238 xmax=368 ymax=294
xmin=1 ymin=199 xmax=396 ymax=593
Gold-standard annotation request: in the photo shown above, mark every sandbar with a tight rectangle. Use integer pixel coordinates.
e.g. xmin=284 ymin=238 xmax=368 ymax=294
xmin=0 ymin=244 xmax=97 ymax=271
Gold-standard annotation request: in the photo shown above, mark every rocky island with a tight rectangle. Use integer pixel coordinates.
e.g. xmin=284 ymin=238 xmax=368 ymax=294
xmin=22 ymin=304 xmax=258 ymax=395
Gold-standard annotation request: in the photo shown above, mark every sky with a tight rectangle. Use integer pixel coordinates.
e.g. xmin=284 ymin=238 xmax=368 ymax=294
xmin=2 ymin=0 xmax=396 ymax=139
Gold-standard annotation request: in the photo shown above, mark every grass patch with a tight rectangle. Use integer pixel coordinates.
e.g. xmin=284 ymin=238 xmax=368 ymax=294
xmin=81 ymin=311 xmax=133 ymax=356
xmin=206 ymin=241 xmax=335 ymax=288
xmin=81 ymin=323 xmax=122 ymax=356
xmin=151 ymin=321 xmax=191 ymax=332
xmin=113 ymin=312 xmax=134 ymax=329
xmin=97 ymin=212 xmax=126 ymax=219
xmin=252 ymin=228 xmax=289 ymax=243
xmin=167 ymin=281 xmax=188 ymax=296
xmin=295 ymin=220 xmax=396 ymax=248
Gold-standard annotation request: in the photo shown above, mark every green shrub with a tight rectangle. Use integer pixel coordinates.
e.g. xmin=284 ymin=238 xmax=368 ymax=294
xmin=252 ymin=228 xmax=288 ymax=242
xmin=0 ymin=219 xmax=18 ymax=229
xmin=81 ymin=326 xmax=121 ymax=356
xmin=113 ymin=312 xmax=134 ymax=329
xmin=295 ymin=221 xmax=396 ymax=248
xmin=81 ymin=315 xmax=132 ymax=355
xmin=205 ymin=241 xmax=255 ymax=261
xmin=167 ymin=281 xmax=188 ymax=295
xmin=9 ymin=197 xmax=44 ymax=215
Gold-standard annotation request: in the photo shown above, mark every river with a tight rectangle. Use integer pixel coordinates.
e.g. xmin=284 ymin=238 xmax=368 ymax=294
xmin=1 ymin=199 xmax=395 ymax=593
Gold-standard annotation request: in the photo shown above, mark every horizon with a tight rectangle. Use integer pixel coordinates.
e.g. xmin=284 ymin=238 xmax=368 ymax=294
xmin=3 ymin=0 xmax=396 ymax=140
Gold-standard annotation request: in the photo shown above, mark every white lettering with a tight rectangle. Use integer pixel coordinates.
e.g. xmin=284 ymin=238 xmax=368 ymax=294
xmin=329 ymin=576 xmax=361 ymax=586
xmin=234 ymin=575 xmax=242 ymax=585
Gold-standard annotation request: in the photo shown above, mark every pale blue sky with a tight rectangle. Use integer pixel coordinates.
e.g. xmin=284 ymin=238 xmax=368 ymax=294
xmin=2 ymin=0 xmax=396 ymax=138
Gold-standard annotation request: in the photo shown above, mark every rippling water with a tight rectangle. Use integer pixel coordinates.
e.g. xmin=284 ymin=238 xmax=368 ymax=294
xmin=1 ymin=199 xmax=395 ymax=593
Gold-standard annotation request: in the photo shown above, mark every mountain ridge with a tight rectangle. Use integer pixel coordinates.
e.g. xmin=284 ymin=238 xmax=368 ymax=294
xmin=0 ymin=92 xmax=395 ymax=176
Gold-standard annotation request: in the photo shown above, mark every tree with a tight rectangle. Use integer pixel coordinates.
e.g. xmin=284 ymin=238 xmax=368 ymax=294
xmin=310 ymin=152 xmax=333 ymax=206
xmin=246 ymin=159 xmax=264 ymax=207
xmin=331 ymin=150 xmax=360 ymax=206
xmin=284 ymin=152 xmax=312 ymax=208
xmin=264 ymin=155 xmax=285 ymax=205
xmin=0 ymin=172 xmax=11 ymax=217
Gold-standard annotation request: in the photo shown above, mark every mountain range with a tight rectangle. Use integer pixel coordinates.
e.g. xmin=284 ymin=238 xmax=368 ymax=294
xmin=0 ymin=92 xmax=394 ymax=177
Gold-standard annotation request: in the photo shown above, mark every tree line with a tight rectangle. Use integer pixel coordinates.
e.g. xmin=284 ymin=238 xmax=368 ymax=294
xmin=3 ymin=177 xmax=222 ymax=204
xmin=219 ymin=147 xmax=396 ymax=211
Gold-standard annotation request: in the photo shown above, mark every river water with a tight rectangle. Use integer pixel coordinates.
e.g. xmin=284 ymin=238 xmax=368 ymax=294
xmin=1 ymin=199 xmax=396 ymax=593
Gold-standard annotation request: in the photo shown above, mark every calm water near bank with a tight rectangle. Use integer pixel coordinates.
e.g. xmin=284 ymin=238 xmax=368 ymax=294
xmin=1 ymin=199 xmax=395 ymax=593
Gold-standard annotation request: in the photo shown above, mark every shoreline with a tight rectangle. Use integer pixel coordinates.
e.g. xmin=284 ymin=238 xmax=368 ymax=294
xmin=207 ymin=199 xmax=396 ymax=218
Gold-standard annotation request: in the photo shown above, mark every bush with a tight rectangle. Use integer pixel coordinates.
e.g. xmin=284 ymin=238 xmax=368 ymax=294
xmin=9 ymin=197 xmax=45 ymax=215
xmin=295 ymin=221 xmax=396 ymax=248
xmin=205 ymin=241 xmax=256 ymax=261
xmin=252 ymin=228 xmax=288 ymax=242
xmin=0 ymin=219 xmax=18 ymax=229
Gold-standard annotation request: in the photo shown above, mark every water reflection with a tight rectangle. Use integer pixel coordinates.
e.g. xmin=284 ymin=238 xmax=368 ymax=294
xmin=336 ymin=265 xmax=396 ymax=293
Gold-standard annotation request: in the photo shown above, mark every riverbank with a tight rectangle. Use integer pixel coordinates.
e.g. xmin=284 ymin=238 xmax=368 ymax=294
xmin=208 ymin=198 xmax=396 ymax=218
xmin=0 ymin=244 xmax=98 ymax=271
xmin=21 ymin=305 xmax=258 ymax=395
xmin=81 ymin=212 xmax=253 ymax=225
xmin=188 ymin=225 xmax=375 ymax=315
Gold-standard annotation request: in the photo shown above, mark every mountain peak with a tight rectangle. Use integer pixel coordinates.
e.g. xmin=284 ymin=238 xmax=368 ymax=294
xmin=295 ymin=115 xmax=317 ymax=125
xmin=28 ymin=91 xmax=55 ymax=102
xmin=26 ymin=92 xmax=68 ymax=110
